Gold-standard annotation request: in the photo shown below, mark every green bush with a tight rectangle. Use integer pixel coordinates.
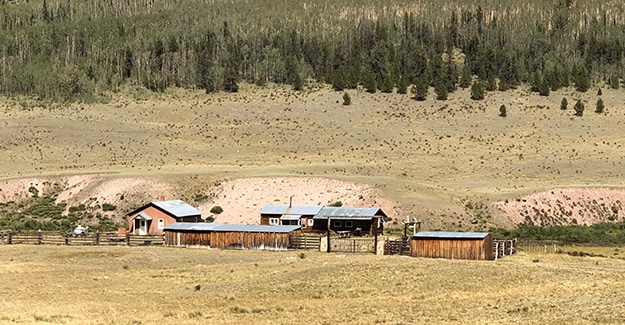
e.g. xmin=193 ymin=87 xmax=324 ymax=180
xmin=470 ymin=81 xmax=485 ymax=100
xmin=499 ymin=105 xmax=507 ymax=117
xmin=210 ymin=206 xmax=224 ymax=214
xmin=342 ymin=92 xmax=351 ymax=106
xmin=102 ymin=203 xmax=117 ymax=211
xmin=595 ymin=98 xmax=604 ymax=113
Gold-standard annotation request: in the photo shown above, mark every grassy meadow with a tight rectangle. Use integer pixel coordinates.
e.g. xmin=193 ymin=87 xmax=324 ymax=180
xmin=1 ymin=245 xmax=625 ymax=324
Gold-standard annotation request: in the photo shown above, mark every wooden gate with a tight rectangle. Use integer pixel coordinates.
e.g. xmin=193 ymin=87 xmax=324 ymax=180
xmin=289 ymin=234 xmax=321 ymax=250
xmin=330 ymin=237 xmax=376 ymax=253
xmin=384 ymin=238 xmax=411 ymax=255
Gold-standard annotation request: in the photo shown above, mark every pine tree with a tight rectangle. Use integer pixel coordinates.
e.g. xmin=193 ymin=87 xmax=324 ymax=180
xmin=396 ymin=75 xmax=408 ymax=94
xmin=575 ymin=68 xmax=590 ymax=92
xmin=459 ymin=65 xmax=472 ymax=89
xmin=560 ymin=98 xmax=568 ymax=110
xmin=597 ymin=88 xmax=602 ymax=96
xmin=595 ymin=98 xmax=604 ymax=113
xmin=434 ymin=80 xmax=448 ymax=100
xmin=363 ymin=70 xmax=377 ymax=93
xmin=412 ymin=76 xmax=429 ymax=101
xmin=499 ymin=105 xmax=507 ymax=117
xmin=609 ymin=76 xmax=620 ymax=89
xmin=538 ymin=78 xmax=550 ymax=96
xmin=486 ymin=74 xmax=497 ymax=91
xmin=470 ymin=81 xmax=485 ymax=100
xmin=574 ymin=99 xmax=584 ymax=116
xmin=342 ymin=92 xmax=351 ymax=106
xmin=42 ymin=0 xmax=50 ymax=22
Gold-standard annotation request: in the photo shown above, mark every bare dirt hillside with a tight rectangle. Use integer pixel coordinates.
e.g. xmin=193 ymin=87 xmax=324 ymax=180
xmin=2 ymin=83 xmax=625 ymax=229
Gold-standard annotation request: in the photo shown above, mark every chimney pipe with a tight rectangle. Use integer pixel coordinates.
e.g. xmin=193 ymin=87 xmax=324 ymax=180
xmin=289 ymin=195 xmax=294 ymax=208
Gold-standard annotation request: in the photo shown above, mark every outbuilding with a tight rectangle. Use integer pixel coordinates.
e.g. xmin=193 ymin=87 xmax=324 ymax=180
xmin=410 ymin=231 xmax=494 ymax=260
xmin=127 ymin=200 xmax=202 ymax=236
xmin=312 ymin=207 xmax=387 ymax=236
xmin=259 ymin=204 xmax=323 ymax=231
xmin=164 ymin=222 xmax=301 ymax=251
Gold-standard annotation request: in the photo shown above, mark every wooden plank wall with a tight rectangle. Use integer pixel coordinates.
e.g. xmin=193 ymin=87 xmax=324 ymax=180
xmin=411 ymin=235 xmax=494 ymax=260
xmin=164 ymin=230 xmax=301 ymax=251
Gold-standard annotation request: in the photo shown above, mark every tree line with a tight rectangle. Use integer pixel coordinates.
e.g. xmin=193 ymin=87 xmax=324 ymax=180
xmin=0 ymin=0 xmax=624 ymax=101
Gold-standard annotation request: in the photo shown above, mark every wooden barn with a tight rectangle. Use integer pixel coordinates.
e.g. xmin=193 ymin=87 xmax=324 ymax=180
xmin=259 ymin=204 xmax=323 ymax=230
xmin=163 ymin=222 xmax=301 ymax=251
xmin=410 ymin=231 xmax=494 ymax=260
xmin=127 ymin=200 xmax=202 ymax=236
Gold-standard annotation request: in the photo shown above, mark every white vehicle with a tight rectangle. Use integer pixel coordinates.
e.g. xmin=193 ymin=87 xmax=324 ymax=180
xmin=73 ymin=225 xmax=89 ymax=236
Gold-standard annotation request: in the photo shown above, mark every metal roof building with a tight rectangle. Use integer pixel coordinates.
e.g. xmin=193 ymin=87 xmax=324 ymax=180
xmin=260 ymin=205 xmax=324 ymax=216
xmin=410 ymin=231 xmax=494 ymax=260
xmin=164 ymin=222 xmax=300 ymax=233
xmin=164 ymin=222 xmax=302 ymax=251
xmin=313 ymin=207 xmax=387 ymax=221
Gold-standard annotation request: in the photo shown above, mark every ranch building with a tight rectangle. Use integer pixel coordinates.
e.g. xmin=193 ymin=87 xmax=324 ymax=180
xmin=410 ymin=231 xmax=494 ymax=260
xmin=259 ymin=204 xmax=387 ymax=236
xmin=127 ymin=199 xmax=202 ymax=236
xmin=260 ymin=204 xmax=323 ymax=230
xmin=163 ymin=222 xmax=301 ymax=250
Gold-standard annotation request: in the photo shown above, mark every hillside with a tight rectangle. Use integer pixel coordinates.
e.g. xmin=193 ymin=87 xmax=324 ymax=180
xmin=2 ymin=84 xmax=625 ymax=231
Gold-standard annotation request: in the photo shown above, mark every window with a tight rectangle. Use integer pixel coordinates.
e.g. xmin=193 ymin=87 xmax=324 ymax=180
xmin=345 ymin=221 xmax=353 ymax=228
xmin=308 ymin=219 xmax=314 ymax=227
xmin=333 ymin=220 xmax=342 ymax=228
xmin=269 ymin=218 xmax=279 ymax=225
xmin=157 ymin=219 xmax=165 ymax=230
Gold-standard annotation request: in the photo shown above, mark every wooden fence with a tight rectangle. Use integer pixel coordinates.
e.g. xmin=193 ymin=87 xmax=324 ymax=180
xmin=289 ymin=234 xmax=321 ymax=250
xmin=0 ymin=231 xmax=164 ymax=246
xmin=493 ymin=239 xmax=517 ymax=260
xmin=517 ymin=240 xmax=563 ymax=254
xmin=384 ymin=237 xmax=411 ymax=255
xmin=329 ymin=237 xmax=376 ymax=253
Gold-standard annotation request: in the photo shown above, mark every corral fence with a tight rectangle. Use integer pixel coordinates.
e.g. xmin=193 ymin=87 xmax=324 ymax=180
xmin=0 ymin=231 xmax=164 ymax=246
xmin=493 ymin=239 xmax=517 ymax=260
xmin=289 ymin=234 xmax=321 ymax=250
xmin=384 ymin=237 xmax=411 ymax=255
xmin=329 ymin=236 xmax=376 ymax=253
xmin=517 ymin=240 xmax=564 ymax=254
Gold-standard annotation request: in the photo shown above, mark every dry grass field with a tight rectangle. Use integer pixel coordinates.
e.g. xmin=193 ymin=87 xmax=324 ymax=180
xmin=2 ymin=83 xmax=625 ymax=228
xmin=1 ymin=245 xmax=624 ymax=325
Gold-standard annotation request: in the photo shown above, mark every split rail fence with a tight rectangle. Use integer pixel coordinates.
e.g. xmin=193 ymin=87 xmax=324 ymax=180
xmin=0 ymin=231 xmax=164 ymax=246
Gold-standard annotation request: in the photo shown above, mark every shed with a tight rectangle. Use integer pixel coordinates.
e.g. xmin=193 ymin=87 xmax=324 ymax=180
xmin=127 ymin=200 xmax=202 ymax=236
xmin=163 ymin=222 xmax=301 ymax=251
xmin=410 ymin=231 xmax=494 ymax=260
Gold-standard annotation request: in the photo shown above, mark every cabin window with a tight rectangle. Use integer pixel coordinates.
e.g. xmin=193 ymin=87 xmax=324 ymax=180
xmin=157 ymin=219 xmax=165 ymax=229
xmin=333 ymin=220 xmax=342 ymax=228
xmin=345 ymin=221 xmax=353 ymax=228
xmin=269 ymin=218 xmax=279 ymax=225
xmin=308 ymin=219 xmax=314 ymax=227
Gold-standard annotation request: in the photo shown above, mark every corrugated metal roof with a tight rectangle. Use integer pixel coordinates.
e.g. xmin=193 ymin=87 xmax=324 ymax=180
xmin=313 ymin=207 xmax=386 ymax=220
xmin=134 ymin=212 xmax=152 ymax=221
xmin=260 ymin=204 xmax=323 ymax=215
xmin=152 ymin=200 xmax=202 ymax=217
xmin=164 ymin=222 xmax=301 ymax=233
xmin=413 ymin=231 xmax=490 ymax=239
xmin=280 ymin=214 xmax=302 ymax=221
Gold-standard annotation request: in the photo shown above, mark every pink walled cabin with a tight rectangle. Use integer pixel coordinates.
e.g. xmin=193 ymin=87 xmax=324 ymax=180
xmin=126 ymin=200 xmax=202 ymax=236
